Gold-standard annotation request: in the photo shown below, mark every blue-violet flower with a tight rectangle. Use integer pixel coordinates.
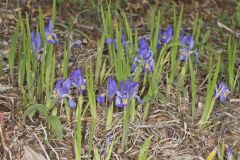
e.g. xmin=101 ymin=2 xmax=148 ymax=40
xmin=44 ymin=20 xmax=58 ymax=45
xmin=214 ymin=82 xmax=230 ymax=103
xmin=70 ymin=68 xmax=86 ymax=95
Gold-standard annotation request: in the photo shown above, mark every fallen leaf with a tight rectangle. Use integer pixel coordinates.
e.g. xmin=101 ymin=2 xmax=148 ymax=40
xmin=23 ymin=146 xmax=46 ymax=160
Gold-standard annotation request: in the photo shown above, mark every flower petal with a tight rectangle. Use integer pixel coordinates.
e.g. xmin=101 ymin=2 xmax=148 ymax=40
xmin=69 ymin=98 xmax=76 ymax=109
xmin=107 ymin=77 xmax=118 ymax=98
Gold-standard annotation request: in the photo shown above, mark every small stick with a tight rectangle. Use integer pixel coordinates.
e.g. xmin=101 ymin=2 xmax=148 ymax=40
xmin=217 ymin=21 xmax=240 ymax=39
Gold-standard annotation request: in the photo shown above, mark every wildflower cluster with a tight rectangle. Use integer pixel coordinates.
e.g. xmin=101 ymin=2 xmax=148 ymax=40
xmin=132 ymin=37 xmax=155 ymax=73
xmin=97 ymin=77 xmax=142 ymax=107
xmin=52 ymin=68 xmax=86 ymax=108
xmin=30 ymin=20 xmax=58 ymax=61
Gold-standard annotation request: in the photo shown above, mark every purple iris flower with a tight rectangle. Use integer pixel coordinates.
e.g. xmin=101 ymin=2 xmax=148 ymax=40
xmin=97 ymin=93 xmax=106 ymax=104
xmin=131 ymin=37 xmax=155 ymax=73
xmin=228 ymin=147 xmax=233 ymax=160
xmin=137 ymin=37 xmax=153 ymax=59
xmin=70 ymin=40 xmax=82 ymax=48
xmin=44 ymin=20 xmax=58 ymax=45
xmin=106 ymin=35 xmax=129 ymax=50
xmin=31 ymin=31 xmax=43 ymax=61
xmin=159 ymin=25 xmax=173 ymax=44
xmin=213 ymin=82 xmax=230 ymax=103
xmin=179 ymin=33 xmax=198 ymax=62
xmin=180 ymin=33 xmax=194 ymax=49
xmin=52 ymin=78 xmax=76 ymax=108
xmin=115 ymin=80 xmax=142 ymax=107
xmin=70 ymin=68 xmax=86 ymax=95
xmin=107 ymin=76 xmax=118 ymax=102
xmin=142 ymin=57 xmax=155 ymax=72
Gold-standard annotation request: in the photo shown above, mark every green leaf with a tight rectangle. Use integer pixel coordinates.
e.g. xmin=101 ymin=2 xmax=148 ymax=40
xmin=47 ymin=115 xmax=63 ymax=140
xmin=23 ymin=104 xmax=46 ymax=122
xmin=219 ymin=140 xmax=224 ymax=160
xmin=93 ymin=147 xmax=101 ymax=160
xmin=189 ymin=57 xmax=196 ymax=123
xmin=138 ymin=136 xmax=153 ymax=160
xmin=105 ymin=141 xmax=115 ymax=160
xmin=142 ymin=95 xmax=153 ymax=104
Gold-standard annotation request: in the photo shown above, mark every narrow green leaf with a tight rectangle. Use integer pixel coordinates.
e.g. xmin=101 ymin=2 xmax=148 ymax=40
xmin=47 ymin=115 xmax=63 ymax=140
xmin=138 ymin=136 xmax=153 ymax=160
xmin=189 ymin=57 xmax=196 ymax=123
xmin=23 ymin=104 xmax=46 ymax=122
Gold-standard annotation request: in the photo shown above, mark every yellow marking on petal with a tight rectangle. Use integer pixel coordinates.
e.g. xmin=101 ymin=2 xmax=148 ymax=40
xmin=47 ymin=35 xmax=52 ymax=40
xmin=123 ymin=98 xmax=128 ymax=105
xmin=223 ymin=92 xmax=228 ymax=97
xmin=100 ymin=93 xmax=105 ymax=96
xmin=182 ymin=50 xmax=187 ymax=55
xmin=53 ymin=91 xmax=59 ymax=97
xmin=81 ymin=85 xmax=86 ymax=90
xmin=145 ymin=63 xmax=149 ymax=69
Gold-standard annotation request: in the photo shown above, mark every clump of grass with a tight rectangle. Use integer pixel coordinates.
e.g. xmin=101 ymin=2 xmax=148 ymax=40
xmin=199 ymin=55 xmax=221 ymax=127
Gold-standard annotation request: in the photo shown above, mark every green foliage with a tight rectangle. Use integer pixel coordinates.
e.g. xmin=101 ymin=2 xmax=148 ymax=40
xmin=86 ymin=63 xmax=97 ymax=158
xmin=9 ymin=15 xmax=20 ymax=83
xmin=167 ymin=6 xmax=183 ymax=95
xmin=121 ymin=106 xmax=130 ymax=148
xmin=23 ymin=104 xmax=46 ymax=122
xmin=143 ymin=45 xmax=169 ymax=120
xmin=74 ymin=96 xmax=83 ymax=160
xmin=236 ymin=1 xmax=240 ymax=27
xmin=106 ymin=103 xmax=114 ymax=131
xmin=105 ymin=140 xmax=115 ymax=160
xmin=62 ymin=42 xmax=69 ymax=79
xmin=23 ymin=102 xmax=63 ymax=140
xmin=189 ymin=57 xmax=196 ymax=123
xmin=199 ymin=55 xmax=221 ymax=127
xmin=219 ymin=140 xmax=225 ymax=160
xmin=138 ymin=136 xmax=153 ymax=160
xmin=47 ymin=115 xmax=64 ymax=139
xmin=227 ymin=36 xmax=237 ymax=93
xmin=95 ymin=31 xmax=106 ymax=85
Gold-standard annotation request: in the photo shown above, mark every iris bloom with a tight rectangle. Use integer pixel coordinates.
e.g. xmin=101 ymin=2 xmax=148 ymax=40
xmin=227 ymin=147 xmax=233 ymax=160
xmin=213 ymin=82 xmax=230 ymax=103
xmin=115 ymin=80 xmax=142 ymax=107
xmin=159 ymin=25 xmax=173 ymax=44
xmin=70 ymin=40 xmax=82 ymax=48
xmin=52 ymin=78 xmax=76 ymax=108
xmin=179 ymin=33 xmax=198 ymax=62
xmin=31 ymin=31 xmax=43 ymax=61
xmin=97 ymin=93 xmax=106 ymax=104
xmin=106 ymin=35 xmax=129 ymax=50
xmin=142 ymin=57 xmax=155 ymax=72
xmin=107 ymin=76 xmax=118 ymax=102
xmin=44 ymin=20 xmax=58 ymax=44
xmin=137 ymin=37 xmax=154 ymax=59
xmin=70 ymin=68 xmax=86 ymax=95
xmin=131 ymin=37 xmax=155 ymax=73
